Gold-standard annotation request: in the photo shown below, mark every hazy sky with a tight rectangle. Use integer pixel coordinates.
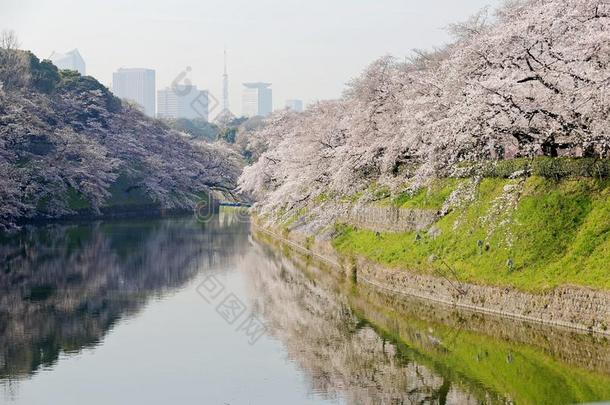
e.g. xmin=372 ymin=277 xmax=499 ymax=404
xmin=1 ymin=0 xmax=502 ymax=116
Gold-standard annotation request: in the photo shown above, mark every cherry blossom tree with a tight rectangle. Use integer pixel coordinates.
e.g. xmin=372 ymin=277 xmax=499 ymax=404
xmin=239 ymin=0 xmax=610 ymax=220
xmin=0 ymin=47 xmax=243 ymax=229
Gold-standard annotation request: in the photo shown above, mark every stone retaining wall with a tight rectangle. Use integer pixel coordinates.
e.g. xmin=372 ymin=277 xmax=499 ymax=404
xmin=336 ymin=203 xmax=437 ymax=232
xmin=355 ymin=258 xmax=610 ymax=335
xmin=253 ymin=222 xmax=610 ymax=336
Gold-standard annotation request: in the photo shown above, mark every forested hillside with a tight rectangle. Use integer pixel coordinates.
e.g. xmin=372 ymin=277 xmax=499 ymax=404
xmin=0 ymin=46 xmax=242 ymax=230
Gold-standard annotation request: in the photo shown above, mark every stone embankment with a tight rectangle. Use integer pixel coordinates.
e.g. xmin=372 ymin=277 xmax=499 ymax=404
xmin=332 ymin=203 xmax=437 ymax=233
xmin=355 ymin=257 xmax=610 ymax=335
xmin=253 ymin=217 xmax=610 ymax=336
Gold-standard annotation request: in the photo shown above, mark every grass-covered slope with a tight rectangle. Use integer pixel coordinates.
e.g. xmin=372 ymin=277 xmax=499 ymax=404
xmin=333 ymin=175 xmax=610 ymax=291
xmin=0 ymin=49 xmax=242 ymax=229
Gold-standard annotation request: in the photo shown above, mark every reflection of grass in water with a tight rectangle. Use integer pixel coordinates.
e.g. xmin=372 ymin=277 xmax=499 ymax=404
xmin=349 ymin=289 xmax=610 ymax=405
xmin=440 ymin=332 xmax=610 ymax=405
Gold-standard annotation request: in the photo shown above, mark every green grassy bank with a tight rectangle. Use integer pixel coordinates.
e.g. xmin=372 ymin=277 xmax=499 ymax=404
xmin=333 ymin=175 xmax=610 ymax=292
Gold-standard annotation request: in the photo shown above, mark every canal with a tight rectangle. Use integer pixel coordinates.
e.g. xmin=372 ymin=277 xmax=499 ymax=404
xmin=0 ymin=213 xmax=608 ymax=404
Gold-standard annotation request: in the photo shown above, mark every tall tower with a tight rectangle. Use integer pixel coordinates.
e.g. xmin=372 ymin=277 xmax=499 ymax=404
xmin=222 ymin=48 xmax=229 ymax=112
xmin=215 ymin=48 xmax=235 ymax=125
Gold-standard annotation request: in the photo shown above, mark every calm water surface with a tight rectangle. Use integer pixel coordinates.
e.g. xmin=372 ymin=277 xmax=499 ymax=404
xmin=0 ymin=213 xmax=609 ymax=405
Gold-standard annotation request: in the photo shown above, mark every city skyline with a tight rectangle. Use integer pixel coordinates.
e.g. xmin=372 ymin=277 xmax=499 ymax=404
xmin=52 ymin=47 xmax=283 ymax=119
xmin=0 ymin=0 xmax=501 ymax=116
xmin=110 ymin=61 xmax=278 ymax=119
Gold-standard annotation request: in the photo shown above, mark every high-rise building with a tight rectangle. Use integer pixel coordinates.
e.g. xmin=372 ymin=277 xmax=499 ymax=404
xmin=242 ymin=82 xmax=272 ymax=117
xmin=112 ymin=68 xmax=156 ymax=117
xmin=49 ymin=49 xmax=86 ymax=75
xmin=285 ymin=99 xmax=303 ymax=112
xmin=157 ymin=85 xmax=209 ymax=121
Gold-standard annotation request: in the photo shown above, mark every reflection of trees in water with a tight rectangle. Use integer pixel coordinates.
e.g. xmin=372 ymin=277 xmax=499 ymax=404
xmin=248 ymin=233 xmax=610 ymax=405
xmin=242 ymin=238 xmax=483 ymax=405
xmin=0 ymin=215 xmax=249 ymax=381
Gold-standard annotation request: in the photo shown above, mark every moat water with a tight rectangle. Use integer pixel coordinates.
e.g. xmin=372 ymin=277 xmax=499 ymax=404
xmin=0 ymin=214 xmax=608 ymax=404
